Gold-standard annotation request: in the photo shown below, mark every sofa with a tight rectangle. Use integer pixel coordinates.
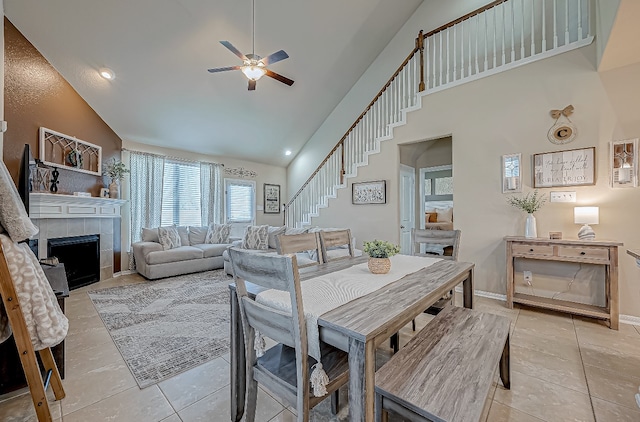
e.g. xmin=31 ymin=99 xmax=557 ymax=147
xmin=132 ymin=225 xmax=231 ymax=280
xmin=222 ymin=226 xmax=362 ymax=275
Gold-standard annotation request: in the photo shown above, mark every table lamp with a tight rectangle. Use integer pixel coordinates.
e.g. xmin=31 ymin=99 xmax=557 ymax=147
xmin=574 ymin=207 xmax=599 ymax=240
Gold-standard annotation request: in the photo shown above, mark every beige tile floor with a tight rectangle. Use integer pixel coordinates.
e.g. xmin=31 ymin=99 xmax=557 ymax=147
xmin=2 ymin=273 xmax=640 ymax=421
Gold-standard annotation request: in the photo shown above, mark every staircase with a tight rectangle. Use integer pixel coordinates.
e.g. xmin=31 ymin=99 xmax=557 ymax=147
xmin=286 ymin=0 xmax=594 ymax=228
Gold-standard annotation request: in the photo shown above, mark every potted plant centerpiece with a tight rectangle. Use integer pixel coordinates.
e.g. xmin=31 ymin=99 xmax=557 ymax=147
xmin=507 ymin=190 xmax=546 ymax=238
xmin=363 ymin=240 xmax=400 ymax=274
xmin=103 ymin=158 xmax=129 ymax=199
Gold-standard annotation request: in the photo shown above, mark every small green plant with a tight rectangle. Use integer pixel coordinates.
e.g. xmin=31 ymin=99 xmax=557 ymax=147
xmin=103 ymin=158 xmax=130 ymax=181
xmin=507 ymin=190 xmax=546 ymax=214
xmin=363 ymin=240 xmax=400 ymax=258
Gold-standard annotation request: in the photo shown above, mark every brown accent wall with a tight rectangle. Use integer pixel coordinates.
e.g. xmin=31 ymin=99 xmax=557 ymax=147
xmin=3 ymin=18 xmax=122 ymax=196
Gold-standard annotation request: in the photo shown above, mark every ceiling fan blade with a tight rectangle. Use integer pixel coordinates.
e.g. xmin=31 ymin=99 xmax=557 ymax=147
xmin=248 ymin=80 xmax=256 ymax=91
xmin=220 ymin=41 xmax=248 ymax=61
xmin=265 ymin=69 xmax=294 ymax=86
xmin=207 ymin=66 xmax=241 ymax=73
xmin=261 ymin=50 xmax=289 ymax=66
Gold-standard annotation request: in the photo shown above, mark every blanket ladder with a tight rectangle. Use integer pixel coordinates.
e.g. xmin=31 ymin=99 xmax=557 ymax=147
xmin=0 ymin=247 xmax=65 ymax=422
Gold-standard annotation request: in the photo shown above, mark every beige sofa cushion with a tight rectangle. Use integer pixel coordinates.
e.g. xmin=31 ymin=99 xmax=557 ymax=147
xmin=146 ymin=246 xmax=203 ymax=265
xmin=193 ymin=244 xmax=229 ymax=258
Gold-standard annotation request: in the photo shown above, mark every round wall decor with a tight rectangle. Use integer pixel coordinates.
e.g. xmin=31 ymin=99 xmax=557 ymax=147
xmin=548 ymin=105 xmax=577 ymax=145
xmin=547 ymin=121 xmax=577 ymax=145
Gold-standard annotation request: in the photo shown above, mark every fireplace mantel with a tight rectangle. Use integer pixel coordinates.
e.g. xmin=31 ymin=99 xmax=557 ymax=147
xmin=29 ymin=193 xmax=127 ymax=219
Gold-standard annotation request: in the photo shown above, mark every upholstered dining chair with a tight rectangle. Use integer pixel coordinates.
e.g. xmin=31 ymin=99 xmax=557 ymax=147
xmin=276 ymin=232 xmax=324 ymax=267
xmin=318 ymin=229 xmax=354 ymax=262
xmin=228 ymin=248 xmax=349 ymax=422
xmin=390 ymin=229 xmax=462 ymax=353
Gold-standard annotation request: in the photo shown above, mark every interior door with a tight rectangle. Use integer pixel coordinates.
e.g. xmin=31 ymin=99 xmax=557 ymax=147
xmin=399 ymin=165 xmax=415 ymax=255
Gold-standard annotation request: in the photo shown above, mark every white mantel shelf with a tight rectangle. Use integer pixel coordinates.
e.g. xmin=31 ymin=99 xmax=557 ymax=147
xmin=29 ymin=193 xmax=127 ymax=219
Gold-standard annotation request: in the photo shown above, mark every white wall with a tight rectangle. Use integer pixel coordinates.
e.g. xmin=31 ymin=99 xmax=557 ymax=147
xmin=120 ymin=140 xmax=287 ymax=270
xmin=306 ymin=44 xmax=640 ymax=317
xmin=287 ymin=0 xmax=490 ymax=198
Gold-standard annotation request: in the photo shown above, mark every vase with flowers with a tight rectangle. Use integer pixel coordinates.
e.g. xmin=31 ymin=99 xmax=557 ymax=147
xmin=363 ymin=240 xmax=400 ymax=274
xmin=507 ymin=190 xmax=547 ymax=238
xmin=103 ymin=158 xmax=129 ymax=199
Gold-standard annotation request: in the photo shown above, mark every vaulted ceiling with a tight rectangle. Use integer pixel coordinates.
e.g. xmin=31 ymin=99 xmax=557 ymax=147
xmin=4 ymin=0 xmax=423 ymax=167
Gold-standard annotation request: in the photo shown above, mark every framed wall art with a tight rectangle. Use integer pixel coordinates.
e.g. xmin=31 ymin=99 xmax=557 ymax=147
xmin=263 ymin=183 xmax=281 ymax=214
xmin=610 ymin=138 xmax=638 ymax=188
xmin=352 ymin=180 xmax=386 ymax=205
xmin=533 ymin=147 xmax=595 ymax=188
xmin=502 ymin=153 xmax=522 ymax=193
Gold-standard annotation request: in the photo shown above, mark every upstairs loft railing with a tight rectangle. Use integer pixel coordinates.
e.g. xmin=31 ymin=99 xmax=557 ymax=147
xmin=285 ymin=0 xmax=593 ymax=228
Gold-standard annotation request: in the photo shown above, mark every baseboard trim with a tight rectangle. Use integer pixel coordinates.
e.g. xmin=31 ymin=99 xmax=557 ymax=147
xmin=455 ymin=287 xmax=640 ymax=326
xmin=114 ymin=270 xmax=136 ymax=277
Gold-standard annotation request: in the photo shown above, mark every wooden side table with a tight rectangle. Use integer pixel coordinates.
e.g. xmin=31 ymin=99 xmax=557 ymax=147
xmin=505 ymin=237 xmax=622 ymax=330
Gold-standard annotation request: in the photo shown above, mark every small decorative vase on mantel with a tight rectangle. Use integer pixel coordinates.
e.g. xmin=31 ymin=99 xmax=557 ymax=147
xmin=108 ymin=180 xmax=120 ymax=199
xmin=525 ymin=213 xmax=537 ymax=238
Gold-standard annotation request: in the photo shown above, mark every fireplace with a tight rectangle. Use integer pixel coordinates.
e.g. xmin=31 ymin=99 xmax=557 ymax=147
xmin=48 ymin=235 xmax=100 ymax=290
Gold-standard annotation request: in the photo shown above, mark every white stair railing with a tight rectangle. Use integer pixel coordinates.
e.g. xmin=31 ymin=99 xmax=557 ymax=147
xmin=286 ymin=0 xmax=593 ymax=228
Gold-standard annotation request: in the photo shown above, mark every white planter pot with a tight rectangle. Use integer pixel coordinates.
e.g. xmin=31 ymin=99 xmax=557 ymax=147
xmin=525 ymin=214 xmax=537 ymax=238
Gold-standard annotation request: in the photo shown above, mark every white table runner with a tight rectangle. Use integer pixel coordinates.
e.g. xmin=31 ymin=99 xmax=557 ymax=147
xmin=256 ymin=254 xmax=441 ymax=364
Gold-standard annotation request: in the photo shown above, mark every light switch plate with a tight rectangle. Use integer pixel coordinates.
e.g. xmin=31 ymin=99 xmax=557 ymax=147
xmin=550 ymin=191 xmax=576 ymax=203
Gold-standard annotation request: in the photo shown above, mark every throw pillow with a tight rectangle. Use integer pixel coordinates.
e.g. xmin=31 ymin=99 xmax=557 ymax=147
xmin=177 ymin=226 xmax=190 ymax=246
xmin=141 ymin=227 xmax=159 ymax=243
xmin=158 ymin=226 xmax=181 ymax=250
xmin=205 ymin=223 xmax=231 ymax=244
xmin=285 ymin=227 xmax=309 ymax=235
xmin=242 ymin=225 xmax=269 ymax=250
xmin=267 ymin=226 xmax=286 ymax=249
xmin=188 ymin=226 xmax=208 ymax=245
xmin=425 ymin=213 xmax=437 ymax=223
xmin=437 ymin=208 xmax=453 ymax=223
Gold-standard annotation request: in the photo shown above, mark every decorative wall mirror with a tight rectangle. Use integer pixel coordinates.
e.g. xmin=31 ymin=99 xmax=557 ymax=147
xmin=611 ymin=138 xmax=638 ymax=188
xmin=502 ymin=153 xmax=522 ymax=193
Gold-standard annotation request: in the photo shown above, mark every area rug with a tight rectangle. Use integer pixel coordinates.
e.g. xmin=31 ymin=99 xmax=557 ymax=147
xmin=88 ymin=270 xmax=231 ymax=388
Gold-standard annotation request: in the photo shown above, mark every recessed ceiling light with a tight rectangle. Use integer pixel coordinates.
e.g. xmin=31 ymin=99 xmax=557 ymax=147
xmin=99 ymin=68 xmax=115 ymax=80
xmin=285 ymin=150 xmax=292 ymax=156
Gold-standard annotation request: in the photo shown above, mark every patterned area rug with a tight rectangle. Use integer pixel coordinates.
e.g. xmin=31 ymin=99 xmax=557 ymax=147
xmin=88 ymin=270 xmax=231 ymax=388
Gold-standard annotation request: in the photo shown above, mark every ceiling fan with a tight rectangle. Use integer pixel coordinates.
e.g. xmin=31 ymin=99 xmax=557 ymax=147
xmin=207 ymin=0 xmax=294 ymax=91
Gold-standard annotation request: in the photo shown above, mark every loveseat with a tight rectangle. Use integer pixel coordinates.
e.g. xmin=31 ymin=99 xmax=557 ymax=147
xmin=132 ymin=226 xmax=231 ymax=280
xmin=222 ymin=226 xmax=361 ymax=275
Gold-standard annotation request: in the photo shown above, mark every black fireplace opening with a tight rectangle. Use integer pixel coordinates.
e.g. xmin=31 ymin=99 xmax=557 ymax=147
xmin=48 ymin=235 xmax=100 ymax=290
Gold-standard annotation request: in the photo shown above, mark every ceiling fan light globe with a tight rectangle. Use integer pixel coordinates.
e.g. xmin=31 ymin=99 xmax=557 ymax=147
xmin=242 ymin=65 xmax=266 ymax=81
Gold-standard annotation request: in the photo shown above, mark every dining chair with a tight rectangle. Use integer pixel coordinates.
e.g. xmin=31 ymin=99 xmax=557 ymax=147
xmin=276 ymin=232 xmax=324 ymax=267
xmin=412 ymin=228 xmax=461 ymax=260
xmin=390 ymin=229 xmax=462 ymax=353
xmin=228 ymin=247 xmax=349 ymax=422
xmin=318 ymin=229 xmax=354 ymax=262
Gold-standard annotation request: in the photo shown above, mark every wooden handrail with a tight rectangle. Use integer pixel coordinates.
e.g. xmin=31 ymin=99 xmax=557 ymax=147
xmin=423 ymin=0 xmax=507 ymax=38
xmin=286 ymin=43 xmax=420 ymax=210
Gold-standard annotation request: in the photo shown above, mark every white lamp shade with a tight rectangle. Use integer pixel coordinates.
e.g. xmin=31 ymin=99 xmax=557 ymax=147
xmin=574 ymin=207 xmax=599 ymax=225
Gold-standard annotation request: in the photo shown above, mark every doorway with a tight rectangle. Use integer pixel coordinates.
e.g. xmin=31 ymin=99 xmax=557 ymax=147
xmin=398 ymin=137 xmax=453 ymax=253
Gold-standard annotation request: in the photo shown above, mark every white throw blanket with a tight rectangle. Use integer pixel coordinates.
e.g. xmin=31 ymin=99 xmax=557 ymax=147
xmin=0 ymin=234 xmax=68 ymax=349
xmin=256 ymin=254 xmax=441 ymax=395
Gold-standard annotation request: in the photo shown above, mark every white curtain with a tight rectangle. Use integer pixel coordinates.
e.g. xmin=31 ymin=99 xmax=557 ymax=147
xmin=129 ymin=151 xmax=165 ymax=270
xmin=200 ymin=162 xmax=223 ymax=226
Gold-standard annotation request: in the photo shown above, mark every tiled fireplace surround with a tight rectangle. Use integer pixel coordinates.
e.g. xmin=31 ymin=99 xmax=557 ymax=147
xmin=29 ymin=193 xmax=127 ymax=282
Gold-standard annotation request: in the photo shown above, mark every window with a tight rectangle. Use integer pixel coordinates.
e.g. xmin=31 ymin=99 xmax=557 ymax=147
xmin=161 ymin=160 xmax=202 ymax=227
xmin=423 ymin=167 xmax=453 ymax=201
xmin=225 ymin=179 xmax=256 ymax=223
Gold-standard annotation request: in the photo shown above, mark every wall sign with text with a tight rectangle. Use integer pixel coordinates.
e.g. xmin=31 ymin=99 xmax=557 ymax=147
xmin=533 ymin=147 xmax=595 ymax=188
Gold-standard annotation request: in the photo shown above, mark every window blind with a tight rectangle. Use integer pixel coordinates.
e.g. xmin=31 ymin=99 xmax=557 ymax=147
xmin=161 ymin=160 xmax=202 ymax=227
xmin=225 ymin=180 xmax=255 ymax=223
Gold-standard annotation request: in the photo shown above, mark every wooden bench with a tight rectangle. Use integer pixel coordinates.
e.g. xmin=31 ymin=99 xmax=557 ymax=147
xmin=375 ymin=306 xmax=511 ymax=422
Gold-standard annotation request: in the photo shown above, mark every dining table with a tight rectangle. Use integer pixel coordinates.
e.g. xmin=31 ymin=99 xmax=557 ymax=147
xmin=228 ymin=255 xmax=475 ymax=422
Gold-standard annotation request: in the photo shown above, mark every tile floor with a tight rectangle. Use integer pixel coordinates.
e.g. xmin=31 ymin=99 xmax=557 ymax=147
xmin=2 ymin=273 xmax=640 ymax=421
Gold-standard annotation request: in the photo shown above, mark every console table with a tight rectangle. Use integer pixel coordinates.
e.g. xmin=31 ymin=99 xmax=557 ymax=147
xmin=505 ymin=237 xmax=622 ymax=330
